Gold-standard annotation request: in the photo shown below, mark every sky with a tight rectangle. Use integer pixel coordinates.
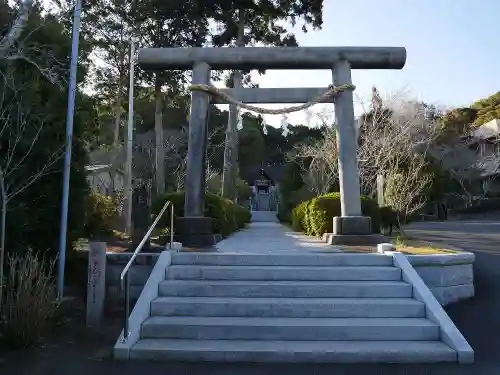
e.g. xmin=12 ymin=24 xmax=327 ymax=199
xmin=39 ymin=0 xmax=500 ymax=128
xmin=240 ymin=0 xmax=500 ymax=127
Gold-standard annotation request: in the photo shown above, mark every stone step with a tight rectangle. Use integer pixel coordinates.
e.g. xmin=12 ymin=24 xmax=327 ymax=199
xmin=171 ymin=252 xmax=393 ymax=266
xmin=166 ymin=265 xmax=401 ymax=281
xmin=130 ymin=339 xmax=457 ymax=362
xmin=141 ymin=316 xmax=439 ymax=341
xmin=159 ymin=280 xmax=413 ymax=298
xmin=251 ymin=210 xmax=278 ymax=222
xmin=150 ymin=297 xmax=425 ymax=318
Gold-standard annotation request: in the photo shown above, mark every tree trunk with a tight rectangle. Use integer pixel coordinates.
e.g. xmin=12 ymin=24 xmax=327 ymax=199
xmin=0 ymin=169 xmax=7 ymax=310
xmin=457 ymin=178 xmax=472 ymax=205
xmin=113 ymin=92 xmax=122 ymax=145
xmin=154 ymin=75 xmax=165 ymax=197
xmin=221 ymin=8 xmax=245 ymax=201
xmin=396 ymin=213 xmax=406 ymax=237
xmin=113 ymin=48 xmax=125 ymax=146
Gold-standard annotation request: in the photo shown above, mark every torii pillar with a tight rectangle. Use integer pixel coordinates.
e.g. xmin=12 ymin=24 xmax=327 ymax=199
xmin=138 ymin=46 xmax=406 ymax=247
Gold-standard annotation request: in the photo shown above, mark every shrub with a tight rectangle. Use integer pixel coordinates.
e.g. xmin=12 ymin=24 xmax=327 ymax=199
xmin=456 ymin=198 xmax=500 ymax=214
xmin=0 ymin=250 xmax=59 ymax=349
xmin=234 ymin=203 xmax=252 ymax=228
xmin=279 ymin=186 xmax=315 ymax=224
xmin=307 ymin=195 xmax=338 ymax=236
xmin=291 ymin=201 xmax=308 ymax=231
xmin=151 ymin=191 xmax=251 ymax=237
xmin=236 ymin=179 xmax=253 ymax=201
xmin=206 ymin=174 xmax=253 ymax=201
xmin=361 ymin=195 xmax=381 ymax=233
xmin=217 ymin=198 xmax=238 ymax=236
xmin=83 ymin=191 xmax=119 ymax=238
xmin=292 ymin=192 xmax=381 ymax=236
xmin=206 ymin=174 xmax=222 ymax=195
xmin=304 ymin=200 xmax=316 ymax=234
xmin=206 ymin=194 xmax=233 ymax=236
xmin=380 ymin=206 xmax=399 ymax=229
xmin=64 ymin=250 xmax=89 ymax=298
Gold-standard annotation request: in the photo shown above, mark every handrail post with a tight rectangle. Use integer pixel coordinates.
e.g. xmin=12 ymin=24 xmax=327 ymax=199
xmin=123 ymin=271 xmax=130 ymax=342
xmin=170 ymin=203 xmax=174 ymax=249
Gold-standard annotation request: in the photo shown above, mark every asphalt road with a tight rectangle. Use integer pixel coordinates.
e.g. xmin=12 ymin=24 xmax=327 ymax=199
xmin=4 ymin=220 xmax=500 ymax=375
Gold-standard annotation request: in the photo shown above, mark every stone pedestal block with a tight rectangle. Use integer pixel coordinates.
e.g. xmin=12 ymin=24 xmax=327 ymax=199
xmin=326 ymin=233 xmax=386 ymax=246
xmin=175 ymin=216 xmax=218 ymax=249
xmin=333 ymin=216 xmax=372 ymax=235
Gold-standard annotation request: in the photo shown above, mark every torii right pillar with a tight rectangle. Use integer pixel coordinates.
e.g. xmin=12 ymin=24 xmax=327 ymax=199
xmin=331 ymin=61 xmax=369 ymax=237
xmin=329 ymin=60 xmax=384 ymax=245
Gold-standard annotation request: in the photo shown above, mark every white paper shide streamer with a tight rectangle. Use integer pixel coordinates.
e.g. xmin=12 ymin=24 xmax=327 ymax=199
xmin=262 ymin=118 xmax=268 ymax=135
xmin=236 ymin=105 xmax=243 ymax=130
xmin=281 ymin=114 xmax=289 ymax=137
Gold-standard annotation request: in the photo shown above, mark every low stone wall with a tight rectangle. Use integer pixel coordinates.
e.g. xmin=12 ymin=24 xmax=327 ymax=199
xmin=106 ymin=253 xmax=159 ymax=304
xmin=405 ymin=252 xmax=475 ymax=306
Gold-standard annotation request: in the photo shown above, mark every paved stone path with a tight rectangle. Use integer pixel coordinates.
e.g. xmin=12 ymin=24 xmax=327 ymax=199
xmin=216 ymin=222 xmax=331 ymax=253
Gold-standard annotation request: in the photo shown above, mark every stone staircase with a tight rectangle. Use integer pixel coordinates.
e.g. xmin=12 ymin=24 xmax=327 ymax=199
xmin=121 ymin=252 xmax=467 ymax=363
xmin=250 ymin=210 xmax=278 ymax=222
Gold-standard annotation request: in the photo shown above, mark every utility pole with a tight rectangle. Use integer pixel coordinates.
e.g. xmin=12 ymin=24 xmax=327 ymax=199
xmin=57 ymin=0 xmax=82 ymax=299
xmin=221 ymin=8 xmax=245 ymax=200
xmin=124 ymin=38 xmax=135 ymax=235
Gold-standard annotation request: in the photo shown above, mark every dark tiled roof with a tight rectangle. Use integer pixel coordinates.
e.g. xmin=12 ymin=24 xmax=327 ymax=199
xmin=244 ymin=164 xmax=285 ymax=184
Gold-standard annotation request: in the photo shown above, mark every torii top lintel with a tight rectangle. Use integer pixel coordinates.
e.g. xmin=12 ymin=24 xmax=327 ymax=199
xmin=138 ymin=46 xmax=407 ymax=71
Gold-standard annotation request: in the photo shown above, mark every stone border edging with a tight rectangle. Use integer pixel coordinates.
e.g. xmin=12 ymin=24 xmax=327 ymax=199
xmin=113 ymin=251 xmax=172 ymax=360
xmin=378 ymin=244 xmax=474 ymax=364
xmin=405 ymin=252 xmax=475 ymax=266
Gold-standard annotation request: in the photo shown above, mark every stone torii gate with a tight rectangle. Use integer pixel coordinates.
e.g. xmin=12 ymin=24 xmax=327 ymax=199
xmin=139 ymin=46 xmax=407 ymax=247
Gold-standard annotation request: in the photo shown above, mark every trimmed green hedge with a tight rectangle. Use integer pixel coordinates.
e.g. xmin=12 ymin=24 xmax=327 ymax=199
xmin=83 ymin=191 xmax=119 ymax=238
xmin=291 ymin=201 xmax=308 ymax=232
xmin=151 ymin=191 xmax=251 ymax=237
xmin=292 ymin=192 xmax=381 ymax=236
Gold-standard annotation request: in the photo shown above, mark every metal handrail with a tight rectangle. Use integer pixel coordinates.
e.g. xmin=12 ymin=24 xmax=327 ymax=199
xmin=120 ymin=200 xmax=174 ymax=343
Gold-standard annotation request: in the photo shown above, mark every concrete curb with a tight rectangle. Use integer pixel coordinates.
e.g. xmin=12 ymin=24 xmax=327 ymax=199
xmin=113 ymin=251 xmax=172 ymax=360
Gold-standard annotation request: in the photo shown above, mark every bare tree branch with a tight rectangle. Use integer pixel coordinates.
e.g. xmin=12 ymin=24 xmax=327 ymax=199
xmin=289 ymin=89 xmax=444 ymax=221
xmin=288 ymin=127 xmax=338 ymax=195
xmin=0 ymin=0 xmax=34 ymax=58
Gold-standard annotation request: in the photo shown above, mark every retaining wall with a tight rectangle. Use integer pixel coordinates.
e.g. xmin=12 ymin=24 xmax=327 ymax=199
xmin=406 ymin=252 xmax=475 ymax=305
xmin=106 ymin=253 xmax=159 ymax=304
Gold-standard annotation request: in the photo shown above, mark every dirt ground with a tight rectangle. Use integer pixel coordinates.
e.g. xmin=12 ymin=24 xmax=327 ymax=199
xmin=0 ymin=296 xmax=124 ymax=375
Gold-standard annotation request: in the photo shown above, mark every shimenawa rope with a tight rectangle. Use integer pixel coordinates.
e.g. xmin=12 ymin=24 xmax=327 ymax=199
xmin=188 ymin=83 xmax=356 ymax=115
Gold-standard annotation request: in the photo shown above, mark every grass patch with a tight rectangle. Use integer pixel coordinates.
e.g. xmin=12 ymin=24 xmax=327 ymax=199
xmin=336 ymin=243 xmax=458 ymax=255
xmin=291 ymin=224 xmax=460 ymax=255
xmin=329 ymin=232 xmax=459 ymax=255
xmin=389 ymin=232 xmax=458 ymax=254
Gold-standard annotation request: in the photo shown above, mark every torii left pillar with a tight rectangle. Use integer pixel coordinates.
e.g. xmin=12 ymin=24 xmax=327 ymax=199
xmin=175 ymin=62 xmax=217 ymax=247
